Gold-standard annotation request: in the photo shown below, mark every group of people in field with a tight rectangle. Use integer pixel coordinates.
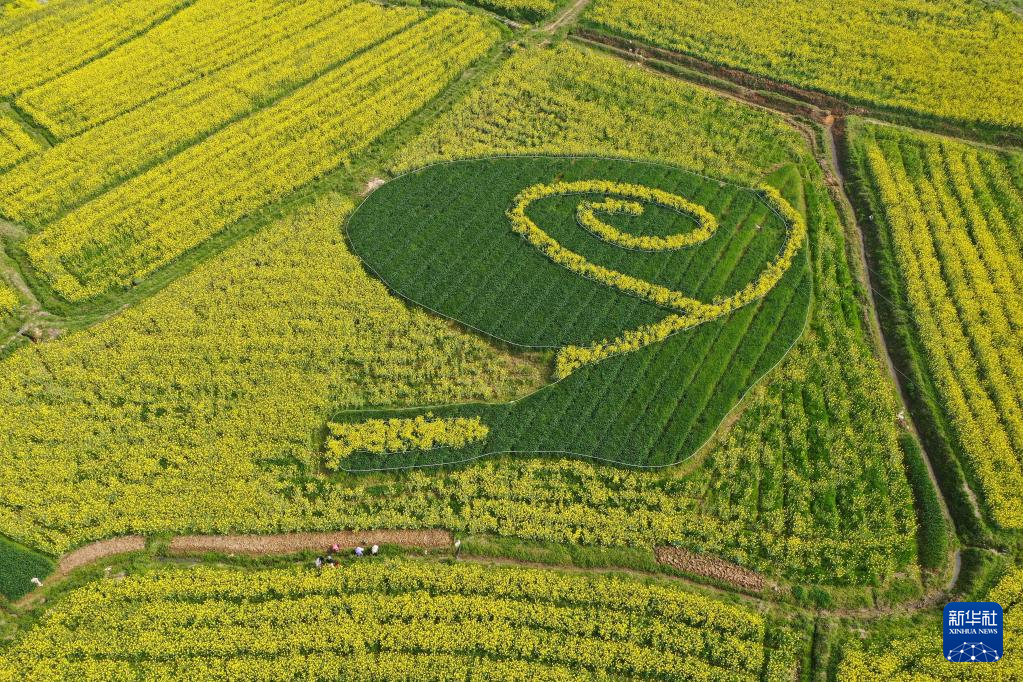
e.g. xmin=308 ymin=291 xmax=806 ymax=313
xmin=314 ymin=542 xmax=378 ymax=568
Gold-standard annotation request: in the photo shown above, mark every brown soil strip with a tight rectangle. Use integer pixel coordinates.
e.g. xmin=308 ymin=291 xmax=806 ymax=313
xmin=56 ymin=535 xmax=146 ymax=577
xmin=655 ymin=546 xmax=765 ymax=592
xmin=168 ymin=529 xmax=451 ymax=556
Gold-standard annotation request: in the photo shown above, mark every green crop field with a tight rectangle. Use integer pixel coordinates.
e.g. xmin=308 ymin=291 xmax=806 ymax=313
xmin=0 ymin=0 xmax=1018 ymax=678
xmin=341 ymin=156 xmax=810 ymax=469
xmin=0 ymin=536 xmax=53 ymax=602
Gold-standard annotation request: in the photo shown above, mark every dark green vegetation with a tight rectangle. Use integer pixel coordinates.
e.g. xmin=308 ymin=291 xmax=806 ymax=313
xmin=343 ymin=156 xmax=811 ymax=468
xmin=898 ymin=434 xmax=950 ymax=571
xmin=0 ymin=536 xmax=53 ymax=602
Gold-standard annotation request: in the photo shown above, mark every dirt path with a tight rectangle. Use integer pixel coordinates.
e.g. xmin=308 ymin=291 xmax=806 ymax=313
xmin=825 ymin=120 xmax=984 ymax=532
xmin=824 ymin=120 xmax=965 ymax=533
xmin=13 ymin=526 xmax=959 ymax=621
xmin=543 ymin=0 xmax=592 ymax=33
xmin=168 ymin=529 xmax=451 ymax=555
xmin=13 ymin=529 xmax=452 ymax=606
xmin=55 ymin=536 xmax=147 ymax=578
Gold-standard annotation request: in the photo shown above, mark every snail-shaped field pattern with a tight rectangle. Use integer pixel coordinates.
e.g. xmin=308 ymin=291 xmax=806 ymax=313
xmin=339 ymin=156 xmax=811 ymax=470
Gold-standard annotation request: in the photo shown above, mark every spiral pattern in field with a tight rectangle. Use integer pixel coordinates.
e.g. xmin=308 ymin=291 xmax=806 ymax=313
xmin=507 ymin=180 xmax=806 ymax=377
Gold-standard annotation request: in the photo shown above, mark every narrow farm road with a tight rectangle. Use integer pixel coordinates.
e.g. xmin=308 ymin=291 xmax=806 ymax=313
xmin=824 ymin=120 xmax=984 ymax=539
xmin=543 ymin=0 xmax=593 ymax=33
xmin=14 ymin=530 xmax=452 ymax=607
xmin=14 ymin=526 xmax=962 ymax=621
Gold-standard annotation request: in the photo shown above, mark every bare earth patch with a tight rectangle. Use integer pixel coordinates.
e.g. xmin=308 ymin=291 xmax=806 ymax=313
xmin=56 ymin=535 xmax=146 ymax=577
xmin=361 ymin=177 xmax=386 ymax=196
xmin=168 ymin=530 xmax=452 ymax=555
xmin=655 ymin=546 xmax=765 ymax=592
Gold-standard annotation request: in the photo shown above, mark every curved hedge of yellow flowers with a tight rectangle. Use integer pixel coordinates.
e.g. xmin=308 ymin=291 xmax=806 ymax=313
xmin=326 ymin=415 xmax=490 ymax=469
xmin=575 ymin=188 xmax=717 ymax=251
xmin=0 ymin=560 xmax=802 ymax=681
xmin=505 ymin=181 xmax=805 ymax=378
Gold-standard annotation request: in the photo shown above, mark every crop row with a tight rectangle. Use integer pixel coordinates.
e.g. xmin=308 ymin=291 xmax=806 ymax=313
xmin=0 ymin=0 xmax=190 ymax=97
xmin=0 ymin=1 xmax=419 ymax=227
xmin=855 ymin=124 xmax=1023 ymax=528
xmin=0 ymin=561 xmax=796 ymax=681
xmin=576 ymin=196 xmax=707 ymax=251
xmin=23 ymin=10 xmax=502 ymax=302
xmin=584 ymin=0 xmax=1023 ymax=130
xmin=0 ymin=112 xmax=39 ymax=169
xmin=0 ymin=281 xmax=18 ymax=318
xmin=17 ymin=0 xmax=348 ymax=139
